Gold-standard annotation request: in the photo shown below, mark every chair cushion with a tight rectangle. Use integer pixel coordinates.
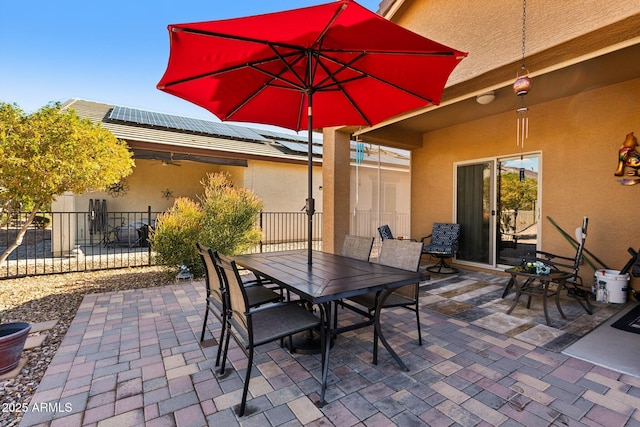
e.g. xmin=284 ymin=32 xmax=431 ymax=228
xmin=422 ymin=244 xmax=454 ymax=256
xmin=430 ymin=223 xmax=460 ymax=246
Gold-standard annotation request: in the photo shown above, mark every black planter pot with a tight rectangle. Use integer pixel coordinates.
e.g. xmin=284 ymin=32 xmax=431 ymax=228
xmin=0 ymin=322 xmax=31 ymax=375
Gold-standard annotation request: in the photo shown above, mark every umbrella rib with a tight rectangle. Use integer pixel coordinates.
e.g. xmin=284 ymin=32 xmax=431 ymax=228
xmin=316 ymin=51 xmax=436 ymax=104
xmin=226 ymin=47 xmax=311 ymax=121
xmin=158 ymin=50 xmax=307 ymax=89
xmin=173 ymin=27 xmax=307 ymax=54
xmin=309 ymin=1 xmax=348 ymax=52
xmin=313 ymin=53 xmax=373 ymax=125
xmin=266 ymin=43 xmax=308 ymax=89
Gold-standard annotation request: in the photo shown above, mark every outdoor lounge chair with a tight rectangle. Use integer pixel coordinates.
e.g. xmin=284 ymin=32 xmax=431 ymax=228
xmin=421 ymin=223 xmax=461 ymax=274
xmin=216 ymin=255 xmax=325 ymax=416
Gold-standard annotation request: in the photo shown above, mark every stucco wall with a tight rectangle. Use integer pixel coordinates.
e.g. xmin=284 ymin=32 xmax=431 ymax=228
xmin=77 ymin=160 xmax=233 ymax=214
xmin=75 ymin=159 xmax=319 ymax=244
xmin=413 ymin=77 xmax=640 ymax=287
xmin=393 ymin=0 xmax=640 ymax=85
xmin=243 ymin=160 xmax=323 ymax=213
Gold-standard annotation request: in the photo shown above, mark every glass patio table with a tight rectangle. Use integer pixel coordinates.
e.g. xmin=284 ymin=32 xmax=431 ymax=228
xmin=504 ymin=267 xmax=572 ymax=327
xmin=233 ymin=249 xmax=428 ymax=406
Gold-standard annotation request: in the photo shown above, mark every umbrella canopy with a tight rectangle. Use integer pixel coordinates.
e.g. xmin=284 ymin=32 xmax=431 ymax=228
xmin=157 ymin=0 xmax=467 ymax=263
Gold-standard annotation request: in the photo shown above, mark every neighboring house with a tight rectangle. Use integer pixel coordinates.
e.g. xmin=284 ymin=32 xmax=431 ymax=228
xmin=322 ymin=0 xmax=640 ymax=288
xmin=57 ymin=99 xmax=409 ymax=247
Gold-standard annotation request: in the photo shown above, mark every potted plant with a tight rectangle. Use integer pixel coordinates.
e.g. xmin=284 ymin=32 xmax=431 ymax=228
xmin=0 ymin=314 xmax=31 ymax=375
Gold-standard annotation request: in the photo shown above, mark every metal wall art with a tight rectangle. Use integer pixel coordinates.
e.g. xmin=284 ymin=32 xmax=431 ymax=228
xmin=615 ymin=132 xmax=640 ymax=185
xmin=107 ymin=179 xmax=129 ymax=197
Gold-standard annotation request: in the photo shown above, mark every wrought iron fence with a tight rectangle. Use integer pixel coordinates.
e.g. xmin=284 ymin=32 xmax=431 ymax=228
xmin=0 ymin=209 xmax=158 ymax=279
xmin=0 ymin=209 xmax=415 ymax=279
xmin=349 ymin=210 xmax=411 ymax=239
xmin=0 ymin=210 xmax=324 ymax=279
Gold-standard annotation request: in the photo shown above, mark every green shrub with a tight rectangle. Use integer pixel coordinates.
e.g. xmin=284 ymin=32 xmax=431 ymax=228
xmin=150 ymin=198 xmax=205 ymax=277
xmin=150 ymin=172 xmax=264 ymax=277
xmin=198 ymin=172 xmax=263 ymax=257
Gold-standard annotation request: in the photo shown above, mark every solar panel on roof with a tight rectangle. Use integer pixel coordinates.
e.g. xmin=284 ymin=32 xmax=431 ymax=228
xmin=108 ymin=106 xmax=268 ymax=142
xmin=274 ymin=139 xmax=323 ymax=156
xmin=275 ymin=140 xmax=308 ymax=154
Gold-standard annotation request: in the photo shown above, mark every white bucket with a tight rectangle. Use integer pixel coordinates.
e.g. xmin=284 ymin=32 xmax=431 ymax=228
xmin=594 ymin=269 xmax=629 ymax=303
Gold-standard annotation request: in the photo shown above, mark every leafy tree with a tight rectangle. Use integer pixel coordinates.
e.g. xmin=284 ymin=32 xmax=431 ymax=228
xmin=0 ymin=102 xmax=134 ymax=263
xmin=150 ymin=172 xmax=264 ymax=276
xmin=499 ymin=172 xmax=537 ymax=234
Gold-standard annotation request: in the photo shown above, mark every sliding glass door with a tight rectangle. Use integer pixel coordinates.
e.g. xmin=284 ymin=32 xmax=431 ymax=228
xmin=457 ymin=161 xmax=493 ymax=264
xmin=456 ymin=154 xmax=539 ymax=269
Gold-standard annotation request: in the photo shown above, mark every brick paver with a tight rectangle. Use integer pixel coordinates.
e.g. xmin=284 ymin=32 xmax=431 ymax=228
xmin=15 ymin=270 xmax=640 ymax=426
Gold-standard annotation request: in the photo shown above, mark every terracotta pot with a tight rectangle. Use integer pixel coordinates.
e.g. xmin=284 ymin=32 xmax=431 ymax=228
xmin=0 ymin=322 xmax=31 ymax=375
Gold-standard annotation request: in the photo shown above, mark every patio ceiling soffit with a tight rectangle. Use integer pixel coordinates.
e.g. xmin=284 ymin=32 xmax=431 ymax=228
xmin=131 ymin=148 xmax=248 ymax=167
xmin=353 ymin=13 xmax=640 ymax=148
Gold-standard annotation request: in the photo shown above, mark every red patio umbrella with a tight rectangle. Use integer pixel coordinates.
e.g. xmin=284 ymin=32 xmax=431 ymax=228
xmin=157 ymin=0 xmax=467 ymax=263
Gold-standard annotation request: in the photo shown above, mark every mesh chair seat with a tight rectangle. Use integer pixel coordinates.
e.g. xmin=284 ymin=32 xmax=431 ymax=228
xmin=242 ymin=303 xmax=322 ymax=347
xmin=205 ymin=293 xmax=224 ymax=312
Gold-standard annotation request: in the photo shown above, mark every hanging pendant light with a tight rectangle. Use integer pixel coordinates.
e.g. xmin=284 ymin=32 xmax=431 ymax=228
xmin=514 ymin=0 xmax=531 ymax=148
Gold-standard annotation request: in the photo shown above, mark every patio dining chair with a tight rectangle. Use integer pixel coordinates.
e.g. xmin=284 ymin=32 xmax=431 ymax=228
xmin=341 ymin=235 xmax=374 ymax=261
xmin=196 ymin=243 xmax=281 ymax=368
xmin=216 ymin=255 xmax=326 ymax=416
xmin=338 ymin=239 xmax=424 ymax=364
xmin=333 ymin=235 xmax=375 ymax=327
xmin=421 ymin=223 xmax=461 ymax=274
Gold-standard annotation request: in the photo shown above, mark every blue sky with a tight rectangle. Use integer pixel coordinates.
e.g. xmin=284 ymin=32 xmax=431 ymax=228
xmin=0 ymin=0 xmax=381 ymax=127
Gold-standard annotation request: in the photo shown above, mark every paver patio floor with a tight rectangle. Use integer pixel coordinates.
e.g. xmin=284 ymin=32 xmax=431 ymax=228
xmin=17 ymin=269 xmax=640 ymax=426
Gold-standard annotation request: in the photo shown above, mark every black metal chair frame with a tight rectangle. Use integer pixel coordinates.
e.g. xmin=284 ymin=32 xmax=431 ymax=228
xmin=337 ymin=239 xmax=424 ymax=364
xmin=197 ymin=244 xmax=282 ymax=370
xmin=196 ymin=243 xmax=228 ymax=368
xmin=216 ymin=255 xmax=326 ymax=416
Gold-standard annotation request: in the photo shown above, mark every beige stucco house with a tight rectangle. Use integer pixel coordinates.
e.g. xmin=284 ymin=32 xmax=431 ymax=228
xmin=58 ymin=99 xmax=410 ymax=248
xmin=322 ymin=0 xmax=640 ymax=290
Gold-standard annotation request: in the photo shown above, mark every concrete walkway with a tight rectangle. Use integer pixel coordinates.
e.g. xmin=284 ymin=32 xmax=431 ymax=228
xmin=18 ymin=270 xmax=640 ymax=426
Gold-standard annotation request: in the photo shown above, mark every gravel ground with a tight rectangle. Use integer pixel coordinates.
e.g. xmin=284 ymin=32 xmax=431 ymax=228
xmin=0 ymin=267 xmax=175 ymax=427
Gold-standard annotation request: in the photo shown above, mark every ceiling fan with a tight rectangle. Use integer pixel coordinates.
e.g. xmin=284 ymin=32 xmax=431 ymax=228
xmin=161 ymin=159 xmax=181 ymax=167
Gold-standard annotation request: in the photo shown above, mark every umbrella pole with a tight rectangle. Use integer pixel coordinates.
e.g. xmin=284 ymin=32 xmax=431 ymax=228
xmin=307 ymin=91 xmax=315 ymax=265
